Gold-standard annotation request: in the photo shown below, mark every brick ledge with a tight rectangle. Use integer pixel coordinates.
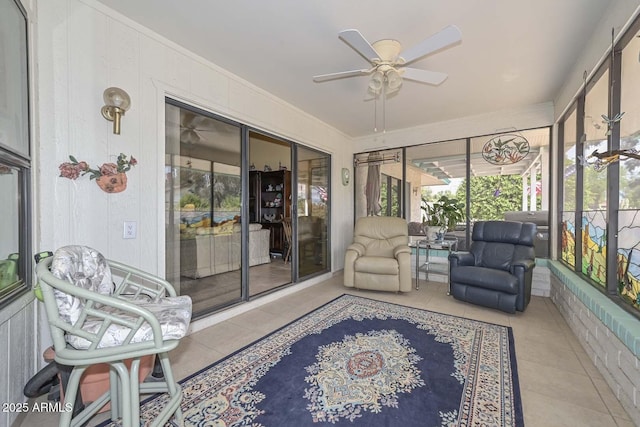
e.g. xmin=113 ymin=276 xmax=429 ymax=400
xmin=547 ymin=260 xmax=640 ymax=358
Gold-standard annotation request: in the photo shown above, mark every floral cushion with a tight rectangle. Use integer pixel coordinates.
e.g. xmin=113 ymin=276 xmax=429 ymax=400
xmin=50 ymin=246 xmax=114 ymax=325
xmin=50 ymin=245 xmax=191 ymax=350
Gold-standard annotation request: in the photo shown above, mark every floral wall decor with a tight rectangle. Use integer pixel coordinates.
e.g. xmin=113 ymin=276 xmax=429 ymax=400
xmin=59 ymin=153 xmax=137 ymax=193
xmin=482 ymin=134 xmax=530 ymax=165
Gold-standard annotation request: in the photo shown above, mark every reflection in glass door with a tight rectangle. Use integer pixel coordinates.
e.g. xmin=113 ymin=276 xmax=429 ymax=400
xmin=248 ymin=132 xmax=293 ymax=295
xmin=165 ymin=100 xmax=243 ymax=318
xmin=297 ymin=147 xmax=330 ymax=278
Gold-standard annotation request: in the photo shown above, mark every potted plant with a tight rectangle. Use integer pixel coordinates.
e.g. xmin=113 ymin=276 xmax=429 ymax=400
xmin=421 ymin=195 xmax=465 ymax=241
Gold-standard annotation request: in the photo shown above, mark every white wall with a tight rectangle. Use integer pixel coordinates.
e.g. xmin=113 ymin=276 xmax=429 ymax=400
xmin=36 ymin=0 xmax=352 ymax=273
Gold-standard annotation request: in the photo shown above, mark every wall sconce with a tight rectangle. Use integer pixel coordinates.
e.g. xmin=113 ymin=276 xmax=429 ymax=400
xmin=101 ymin=87 xmax=131 ymax=135
xmin=412 ymin=187 xmax=418 ymax=196
xmin=341 ymin=168 xmax=350 ymax=186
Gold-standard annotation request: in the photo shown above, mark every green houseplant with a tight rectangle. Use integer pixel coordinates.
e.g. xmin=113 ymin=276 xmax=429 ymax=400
xmin=421 ymin=195 xmax=465 ymax=240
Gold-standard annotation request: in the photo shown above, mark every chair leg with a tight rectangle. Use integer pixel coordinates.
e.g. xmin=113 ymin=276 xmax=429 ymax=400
xmin=148 ymin=352 xmax=183 ymax=427
xmin=129 ymin=358 xmax=141 ymax=427
xmin=109 ymin=367 xmax=120 ymax=421
xmin=56 ymin=363 xmax=85 ymax=419
xmin=151 ymin=354 xmax=164 ymax=379
xmin=57 ymin=366 xmax=85 ymax=427
xmin=111 ymin=362 xmax=133 ymax=427
xmin=284 ymin=245 xmax=291 ymax=264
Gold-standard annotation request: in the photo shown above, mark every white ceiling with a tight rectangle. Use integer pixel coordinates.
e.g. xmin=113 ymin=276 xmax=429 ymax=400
xmin=98 ymin=0 xmax=614 ymax=138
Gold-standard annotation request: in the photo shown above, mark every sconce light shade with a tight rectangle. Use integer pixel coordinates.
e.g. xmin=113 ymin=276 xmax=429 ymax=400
xmin=101 ymin=87 xmax=131 ymax=135
xmin=341 ymin=167 xmax=350 ymax=186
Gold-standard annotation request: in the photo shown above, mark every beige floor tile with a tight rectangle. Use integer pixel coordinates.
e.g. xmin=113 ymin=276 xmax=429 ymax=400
xmin=521 ymin=389 xmax=617 ymax=427
xmin=517 ymin=359 xmax=608 ymax=413
xmin=515 ymin=334 xmax=588 ymax=375
xmin=592 ymin=377 xmax=632 ymax=420
xmin=511 ymin=320 xmax=575 ymax=352
xmin=613 ymin=416 xmax=637 ymax=427
xmin=19 ymin=270 xmax=632 ymax=427
xmin=168 ymin=336 xmax=226 ymax=380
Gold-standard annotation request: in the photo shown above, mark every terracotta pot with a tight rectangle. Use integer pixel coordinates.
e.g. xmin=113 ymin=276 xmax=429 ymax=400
xmin=96 ymin=172 xmax=127 ymax=193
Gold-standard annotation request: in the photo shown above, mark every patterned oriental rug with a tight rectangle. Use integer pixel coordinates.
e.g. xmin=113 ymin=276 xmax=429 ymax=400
xmin=116 ymin=294 xmax=524 ymax=426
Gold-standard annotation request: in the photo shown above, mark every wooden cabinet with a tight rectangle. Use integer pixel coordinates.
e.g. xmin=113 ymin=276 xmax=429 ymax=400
xmin=249 ymin=170 xmax=291 ymax=254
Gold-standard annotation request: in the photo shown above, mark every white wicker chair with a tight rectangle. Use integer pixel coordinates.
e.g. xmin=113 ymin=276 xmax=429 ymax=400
xmin=35 ymin=246 xmax=191 ymax=427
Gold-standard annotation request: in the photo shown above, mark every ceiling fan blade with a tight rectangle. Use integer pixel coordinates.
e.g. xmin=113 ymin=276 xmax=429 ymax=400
xmin=313 ymin=68 xmax=372 ymax=82
xmin=402 ymin=68 xmax=449 ymax=86
xmin=400 ymin=25 xmax=462 ymax=65
xmin=338 ymin=29 xmax=380 ymax=64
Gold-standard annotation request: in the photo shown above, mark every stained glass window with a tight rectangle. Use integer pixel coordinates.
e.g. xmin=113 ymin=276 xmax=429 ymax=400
xmin=581 ymin=211 xmax=607 ymax=286
xmin=561 ymin=212 xmax=576 ymax=267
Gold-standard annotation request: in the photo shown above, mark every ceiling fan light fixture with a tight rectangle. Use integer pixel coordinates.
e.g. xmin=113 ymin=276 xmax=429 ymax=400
xmin=386 ymin=68 xmax=402 ymax=91
xmin=368 ymin=70 xmax=384 ymax=93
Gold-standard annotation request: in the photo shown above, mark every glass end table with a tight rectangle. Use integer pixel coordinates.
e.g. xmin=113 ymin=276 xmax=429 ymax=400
xmin=411 ymin=238 xmax=458 ymax=292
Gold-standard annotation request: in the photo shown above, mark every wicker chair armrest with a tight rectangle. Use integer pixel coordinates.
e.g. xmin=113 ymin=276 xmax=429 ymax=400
xmin=36 ymin=259 xmax=166 ymax=350
xmin=108 ymin=259 xmax=178 ymax=299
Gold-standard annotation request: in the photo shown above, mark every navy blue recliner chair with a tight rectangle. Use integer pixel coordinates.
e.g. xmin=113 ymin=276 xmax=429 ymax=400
xmin=448 ymin=221 xmax=537 ymax=313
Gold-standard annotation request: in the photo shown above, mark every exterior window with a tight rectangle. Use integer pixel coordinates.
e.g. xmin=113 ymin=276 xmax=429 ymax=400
xmin=558 ymin=16 xmax=640 ymax=316
xmin=618 ymin=32 xmax=640 ymax=312
xmin=354 ymin=149 xmax=403 ymax=218
xmin=581 ymin=69 xmax=609 ymax=286
xmin=0 ymin=0 xmax=31 ymax=308
xmin=561 ymin=108 xmax=577 ymax=267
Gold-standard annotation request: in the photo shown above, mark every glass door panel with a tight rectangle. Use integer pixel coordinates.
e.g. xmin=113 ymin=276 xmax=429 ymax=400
xmin=165 ymin=101 xmax=243 ymax=318
xmin=248 ymin=132 xmax=292 ymax=295
xmin=297 ymin=146 xmax=330 ymax=278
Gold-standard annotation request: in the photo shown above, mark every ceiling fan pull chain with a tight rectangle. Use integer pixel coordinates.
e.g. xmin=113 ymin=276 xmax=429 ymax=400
xmin=373 ymin=95 xmax=378 ymax=132
xmin=382 ymin=80 xmax=386 ymax=133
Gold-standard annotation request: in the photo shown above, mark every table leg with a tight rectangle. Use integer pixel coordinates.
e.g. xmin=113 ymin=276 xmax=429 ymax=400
xmin=415 ymin=244 xmax=420 ymax=290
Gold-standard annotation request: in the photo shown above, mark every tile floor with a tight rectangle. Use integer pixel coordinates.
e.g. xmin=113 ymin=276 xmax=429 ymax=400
xmin=20 ymin=273 xmax=635 ymax=427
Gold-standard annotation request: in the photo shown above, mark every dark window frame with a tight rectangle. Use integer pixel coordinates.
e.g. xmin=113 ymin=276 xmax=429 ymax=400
xmin=0 ymin=0 xmax=32 ymax=310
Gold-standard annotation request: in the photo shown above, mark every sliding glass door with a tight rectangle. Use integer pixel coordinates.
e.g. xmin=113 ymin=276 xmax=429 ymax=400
xmin=166 ymin=100 xmax=332 ymax=318
xmin=296 ymin=146 xmax=330 ymax=278
xmin=248 ymin=132 xmax=293 ymax=295
xmin=165 ymin=100 xmax=243 ymax=317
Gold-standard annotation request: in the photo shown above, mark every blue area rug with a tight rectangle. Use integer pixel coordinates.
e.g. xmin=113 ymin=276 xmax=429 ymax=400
xmin=135 ymin=294 xmax=523 ymax=426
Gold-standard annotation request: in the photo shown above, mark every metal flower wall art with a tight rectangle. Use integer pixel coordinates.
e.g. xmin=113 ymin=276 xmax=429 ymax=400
xmin=601 ymin=112 xmax=625 ymax=136
xmin=580 ymin=148 xmax=640 ymax=172
xmin=482 ymin=134 xmax=530 ymax=165
xmin=58 ymin=153 xmax=137 ymax=193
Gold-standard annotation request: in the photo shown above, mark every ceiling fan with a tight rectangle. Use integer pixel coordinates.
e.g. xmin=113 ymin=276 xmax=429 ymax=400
xmin=313 ymin=25 xmax=462 ymax=96
xmin=180 ymin=111 xmax=232 ymax=144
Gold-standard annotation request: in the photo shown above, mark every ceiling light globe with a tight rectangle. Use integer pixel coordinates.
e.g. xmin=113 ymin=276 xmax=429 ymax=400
xmin=386 ymin=69 xmax=402 ymax=91
xmin=369 ymin=71 xmax=384 ymax=93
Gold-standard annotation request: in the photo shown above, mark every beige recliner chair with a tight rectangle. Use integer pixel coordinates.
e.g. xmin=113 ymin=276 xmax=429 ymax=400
xmin=344 ymin=216 xmax=412 ymax=292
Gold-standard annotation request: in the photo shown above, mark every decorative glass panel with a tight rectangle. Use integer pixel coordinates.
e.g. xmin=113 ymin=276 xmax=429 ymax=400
xmin=617 ymin=210 xmax=640 ymax=310
xmin=561 ymin=211 xmax=576 ymax=267
xmin=582 ymin=211 xmax=607 ymax=286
